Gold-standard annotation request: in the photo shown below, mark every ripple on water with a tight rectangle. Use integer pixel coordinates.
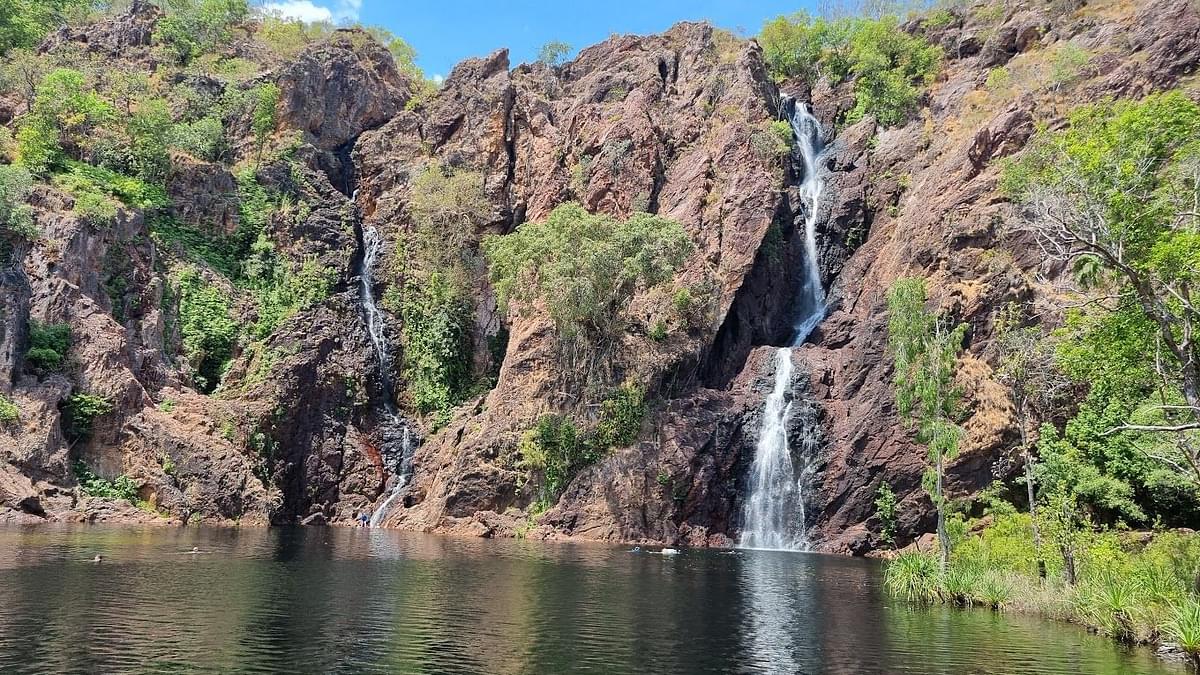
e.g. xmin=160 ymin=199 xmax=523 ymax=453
xmin=0 ymin=525 xmax=1183 ymax=674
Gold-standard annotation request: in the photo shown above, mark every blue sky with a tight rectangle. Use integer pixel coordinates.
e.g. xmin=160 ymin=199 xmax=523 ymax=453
xmin=259 ymin=1 xmax=814 ymax=79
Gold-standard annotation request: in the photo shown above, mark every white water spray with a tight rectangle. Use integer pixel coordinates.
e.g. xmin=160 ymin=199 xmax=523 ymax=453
xmin=739 ymin=100 xmax=829 ymax=551
xmin=370 ymin=427 xmax=414 ymax=527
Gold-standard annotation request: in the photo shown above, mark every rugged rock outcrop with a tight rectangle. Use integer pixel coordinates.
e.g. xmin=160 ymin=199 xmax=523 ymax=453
xmin=4 ymin=0 xmax=1199 ymax=554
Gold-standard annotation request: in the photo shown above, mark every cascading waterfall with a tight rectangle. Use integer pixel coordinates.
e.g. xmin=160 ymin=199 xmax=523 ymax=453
xmin=739 ymin=99 xmax=829 ymax=551
xmin=369 ymin=427 xmax=413 ymax=527
xmin=357 ymin=221 xmax=417 ymax=526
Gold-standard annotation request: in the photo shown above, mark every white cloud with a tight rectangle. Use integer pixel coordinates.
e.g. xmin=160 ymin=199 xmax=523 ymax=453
xmin=259 ymin=0 xmax=361 ymax=24
xmin=261 ymin=1 xmax=333 ymax=22
xmin=333 ymin=0 xmax=362 ymax=22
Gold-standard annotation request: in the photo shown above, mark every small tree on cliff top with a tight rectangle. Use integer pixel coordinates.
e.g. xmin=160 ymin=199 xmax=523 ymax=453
xmin=887 ymin=276 xmax=967 ymax=571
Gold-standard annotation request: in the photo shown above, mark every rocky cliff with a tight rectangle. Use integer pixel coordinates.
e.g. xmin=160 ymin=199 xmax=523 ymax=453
xmin=1 ymin=0 xmax=1197 ymax=553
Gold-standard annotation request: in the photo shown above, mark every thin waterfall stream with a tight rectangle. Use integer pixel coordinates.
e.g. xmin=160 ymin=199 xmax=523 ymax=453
xmin=356 ymin=218 xmax=417 ymax=527
xmin=739 ymin=99 xmax=829 ymax=551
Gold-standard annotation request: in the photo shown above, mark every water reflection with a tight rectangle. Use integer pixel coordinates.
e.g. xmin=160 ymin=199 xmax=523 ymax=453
xmin=0 ymin=526 xmax=1182 ymax=674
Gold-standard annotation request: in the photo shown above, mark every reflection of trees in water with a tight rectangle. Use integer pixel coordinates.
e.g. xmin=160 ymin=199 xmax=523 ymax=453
xmin=0 ymin=528 xmax=1180 ymax=674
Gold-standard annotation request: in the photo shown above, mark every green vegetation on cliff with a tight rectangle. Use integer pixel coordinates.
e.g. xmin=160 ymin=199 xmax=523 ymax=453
xmin=25 ymin=320 xmax=70 ymax=373
xmin=484 ymin=202 xmax=692 ymax=381
xmin=758 ymin=13 xmax=941 ymax=125
xmin=518 ymin=383 xmax=648 ymax=500
xmin=885 ymin=89 xmax=1200 ymax=661
xmin=388 ymin=165 xmax=490 ymax=421
xmin=887 ymin=277 xmax=967 ymax=569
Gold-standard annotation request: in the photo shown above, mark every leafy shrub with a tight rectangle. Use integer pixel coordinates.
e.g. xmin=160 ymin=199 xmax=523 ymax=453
xmin=520 ymin=414 xmax=591 ymax=498
xmin=1050 ymin=43 xmax=1090 ymax=89
xmin=537 ymin=41 xmax=571 ymax=66
xmin=593 ymin=383 xmax=647 ymax=449
xmin=63 ymin=393 xmax=113 ymax=443
xmin=251 ymin=83 xmax=280 ymax=160
xmin=174 ymin=267 xmax=236 ymax=392
xmin=874 ymin=482 xmax=898 ymax=546
xmin=985 ymin=66 xmax=1011 ymax=92
xmin=0 ymin=0 xmax=93 ymax=54
xmin=0 ymin=394 xmax=17 ymax=424
xmin=169 ymin=116 xmax=226 ymax=161
xmin=484 ymin=202 xmax=692 ymax=371
xmin=751 ymin=119 xmax=794 ymax=160
xmin=0 ymin=163 xmax=36 ymax=239
xmin=649 ymin=320 xmax=667 ymax=342
xmin=757 ymin=14 xmax=941 ymax=127
xmin=73 ymin=461 xmax=137 ymax=501
xmin=399 ymin=271 xmax=472 ymax=418
xmin=55 ymin=160 xmax=169 ymax=210
xmin=257 ymin=16 xmax=330 ymax=58
xmin=155 ymin=0 xmax=250 ymax=65
xmin=392 ymin=166 xmax=490 ymax=418
xmin=123 ymin=98 xmax=174 ymax=183
xmin=72 ymin=190 xmax=119 ymax=227
xmin=17 ymin=68 xmax=114 ymax=175
xmin=250 ymin=255 xmax=334 ymax=338
xmin=26 ymin=320 xmax=70 ymax=372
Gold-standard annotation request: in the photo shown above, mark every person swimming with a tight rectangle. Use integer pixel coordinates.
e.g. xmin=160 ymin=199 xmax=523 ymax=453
xmin=630 ymin=546 xmax=642 ymax=553
xmin=92 ymin=555 xmax=103 ymax=563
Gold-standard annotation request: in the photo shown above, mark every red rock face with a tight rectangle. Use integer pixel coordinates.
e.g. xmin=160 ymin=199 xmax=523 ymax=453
xmin=5 ymin=0 xmax=1200 ymax=552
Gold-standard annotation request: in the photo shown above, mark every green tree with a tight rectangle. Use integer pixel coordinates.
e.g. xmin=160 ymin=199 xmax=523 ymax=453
xmin=887 ymin=276 xmax=967 ymax=570
xmin=398 ymin=271 xmax=472 ymax=417
xmin=844 ymin=16 xmax=941 ymax=126
xmin=1004 ymin=92 xmax=1200 ymax=496
xmin=0 ymin=0 xmax=94 ymax=55
xmin=62 ymin=392 xmax=112 ymax=443
xmin=392 ymin=166 xmax=490 ymax=419
xmin=0 ymin=164 xmax=36 ymax=240
xmin=0 ymin=394 xmax=17 ymax=424
xmin=756 ymin=14 xmax=940 ymax=126
xmin=251 ymin=83 xmax=280 ymax=163
xmin=16 ymin=68 xmax=114 ymax=175
xmin=874 ymin=482 xmax=898 ymax=548
xmin=154 ymin=0 xmax=250 ymax=64
xmin=993 ymin=302 xmax=1069 ymax=578
xmin=0 ymin=48 xmax=48 ymax=114
xmin=26 ymin=320 xmax=70 ymax=372
xmin=174 ymin=267 xmax=237 ymax=392
xmin=537 ymin=41 xmax=571 ymax=67
xmin=483 ymin=202 xmax=692 ymax=377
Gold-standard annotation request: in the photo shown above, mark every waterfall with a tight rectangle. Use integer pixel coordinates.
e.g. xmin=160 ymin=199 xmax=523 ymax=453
xmin=788 ymin=100 xmax=827 ymax=345
xmin=739 ymin=99 xmax=829 ymax=551
xmin=359 ymin=225 xmax=396 ymax=400
xmin=370 ymin=427 xmax=414 ymax=527
xmin=356 ymin=222 xmax=417 ymax=527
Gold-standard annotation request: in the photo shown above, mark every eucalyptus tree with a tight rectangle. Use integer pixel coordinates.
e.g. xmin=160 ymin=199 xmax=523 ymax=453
xmin=887 ymin=276 xmax=968 ymax=570
xmin=1004 ymin=91 xmax=1200 ymax=488
xmin=993 ymin=302 xmax=1070 ymax=578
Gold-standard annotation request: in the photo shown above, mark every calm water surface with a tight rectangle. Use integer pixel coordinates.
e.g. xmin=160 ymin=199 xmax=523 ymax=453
xmin=0 ymin=525 xmax=1183 ymax=674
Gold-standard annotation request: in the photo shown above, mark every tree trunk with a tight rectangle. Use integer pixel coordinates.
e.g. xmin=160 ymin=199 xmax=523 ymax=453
xmin=1019 ymin=413 xmax=1046 ymax=579
xmin=936 ymin=448 xmax=949 ymax=572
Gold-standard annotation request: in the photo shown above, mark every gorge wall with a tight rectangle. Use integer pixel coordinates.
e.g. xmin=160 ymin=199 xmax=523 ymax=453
xmin=1 ymin=0 xmax=1198 ymax=554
